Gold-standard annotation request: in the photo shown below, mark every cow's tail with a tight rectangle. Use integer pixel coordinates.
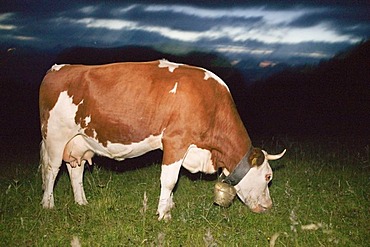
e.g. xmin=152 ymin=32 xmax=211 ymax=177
xmin=39 ymin=140 xmax=49 ymax=191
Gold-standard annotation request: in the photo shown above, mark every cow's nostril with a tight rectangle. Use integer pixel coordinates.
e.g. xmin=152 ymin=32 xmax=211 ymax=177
xmin=259 ymin=205 xmax=268 ymax=212
xmin=259 ymin=203 xmax=272 ymax=212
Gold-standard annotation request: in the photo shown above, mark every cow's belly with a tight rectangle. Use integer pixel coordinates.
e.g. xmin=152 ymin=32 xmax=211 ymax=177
xmin=67 ymin=134 xmax=216 ymax=174
xmin=72 ymin=133 xmax=163 ymax=161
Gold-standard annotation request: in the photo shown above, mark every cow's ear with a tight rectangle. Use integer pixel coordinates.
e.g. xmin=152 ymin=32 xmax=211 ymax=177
xmin=248 ymin=148 xmax=265 ymax=167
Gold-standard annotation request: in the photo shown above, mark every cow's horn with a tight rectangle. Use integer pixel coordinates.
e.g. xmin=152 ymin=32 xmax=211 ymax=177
xmin=266 ymin=149 xmax=286 ymax=160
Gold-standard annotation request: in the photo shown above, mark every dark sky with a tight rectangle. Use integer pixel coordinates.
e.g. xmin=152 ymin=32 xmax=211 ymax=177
xmin=1 ymin=0 xmax=369 ymax=64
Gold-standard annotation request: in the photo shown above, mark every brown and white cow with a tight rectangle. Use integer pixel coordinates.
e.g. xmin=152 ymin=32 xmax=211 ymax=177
xmin=39 ymin=59 xmax=285 ymax=220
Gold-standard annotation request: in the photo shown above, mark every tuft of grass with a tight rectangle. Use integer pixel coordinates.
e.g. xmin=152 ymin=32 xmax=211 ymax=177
xmin=0 ymin=137 xmax=369 ymax=246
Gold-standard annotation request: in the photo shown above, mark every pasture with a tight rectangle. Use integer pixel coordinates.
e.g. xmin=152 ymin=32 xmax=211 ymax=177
xmin=0 ymin=137 xmax=369 ymax=246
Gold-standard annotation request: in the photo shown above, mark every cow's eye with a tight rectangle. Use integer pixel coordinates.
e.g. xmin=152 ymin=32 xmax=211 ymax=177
xmin=265 ymin=174 xmax=272 ymax=181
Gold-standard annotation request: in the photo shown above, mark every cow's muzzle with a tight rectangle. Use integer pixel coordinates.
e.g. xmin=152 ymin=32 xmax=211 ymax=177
xmin=251 ymin=203 xmax=272 ymax=213
xmin=213 ymin=181 xmax=236 ymax=207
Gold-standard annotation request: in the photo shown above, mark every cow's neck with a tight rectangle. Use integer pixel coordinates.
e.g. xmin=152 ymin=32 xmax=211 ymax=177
xmin=212 ymin=109 xmax=252 ymax=173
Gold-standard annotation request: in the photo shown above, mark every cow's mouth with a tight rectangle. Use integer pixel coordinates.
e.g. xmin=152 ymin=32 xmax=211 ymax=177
xmin=251 ymin=204 xmax=271 ymax=213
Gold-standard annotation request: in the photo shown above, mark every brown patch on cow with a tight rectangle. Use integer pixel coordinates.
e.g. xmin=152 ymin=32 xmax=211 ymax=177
xmin=248 ymin=148 xmax=265 ymax=167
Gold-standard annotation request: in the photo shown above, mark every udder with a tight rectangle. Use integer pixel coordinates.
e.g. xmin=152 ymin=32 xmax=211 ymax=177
xmin=63 ymin=135 xmax=94 ymax=168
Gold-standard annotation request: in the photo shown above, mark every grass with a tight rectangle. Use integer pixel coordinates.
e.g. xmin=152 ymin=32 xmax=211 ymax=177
xmin=0 ymin=137 xmax=369 ymax=246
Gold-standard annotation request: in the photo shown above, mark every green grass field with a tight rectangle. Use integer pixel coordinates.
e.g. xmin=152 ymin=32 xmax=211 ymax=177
xmin=0 ymin=137 xmax=369 ymax=246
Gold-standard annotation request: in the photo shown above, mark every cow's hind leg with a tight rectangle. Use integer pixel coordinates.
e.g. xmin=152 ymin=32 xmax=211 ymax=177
xmin=157 ymin=160 xmax=182 ymax=221
xmin=40 ymin=140 xmax=63 ymax=208
xmin=66 ymin=162 xmax=88 ymax=205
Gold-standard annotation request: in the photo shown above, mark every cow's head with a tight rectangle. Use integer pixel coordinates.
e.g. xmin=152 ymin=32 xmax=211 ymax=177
xmin=235 ymin=148 xmax=286 ymax=213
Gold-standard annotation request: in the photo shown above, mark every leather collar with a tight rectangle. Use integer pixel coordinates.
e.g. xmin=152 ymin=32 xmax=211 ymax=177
xmin=221 ymin=147 xmax=252 ymax=186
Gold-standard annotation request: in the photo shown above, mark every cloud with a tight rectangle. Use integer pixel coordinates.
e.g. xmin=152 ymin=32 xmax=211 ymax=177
xmin=66 ymin=17 xmax=202 ymax=42
xmin=59 ymin=3 xmax=359 ymax=46
xmin=122 ymin=4 xmax=363 ymax=44
xmin=0 ymin=33 xmax=38 ymax=42
xmin=216 ymin=45 xmax=274 ymax=55
xmin=277 ymin=23 xmax=360 ymax=43
xmin=0 ymin=13 xmax=14 ymax=21
xmin=1 ymin=1 xmax=368 ymax=63
xmin=292 ymin=51 xmax=330 ymax=58
xmin=288 ymin=5 xmax=370 ymax=40
xmin=75 ymin=18 xmax=137 ymax=30
xmin=78 ymin=6 xmax=100 ymax=15
xmin=12 ymin=35 xmax=38 ymax=41
xmin=143 ymin=4 xmax=307 ymax=25
xmin=0 ymin=13 xmax=17 ymax=30
xmin=0 ymin=24 xmax=16 ymax=30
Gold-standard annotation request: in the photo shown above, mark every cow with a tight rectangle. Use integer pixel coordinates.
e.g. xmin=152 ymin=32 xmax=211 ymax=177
xmin=39 ymin=59 xmax=286 ymax=221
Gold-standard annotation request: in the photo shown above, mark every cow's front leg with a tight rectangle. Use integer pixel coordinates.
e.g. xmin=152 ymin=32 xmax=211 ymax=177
xmin=157 ymin=160 xmax=182 ymax=221
xmin=66 ymin=162 xmax=88 ymax=205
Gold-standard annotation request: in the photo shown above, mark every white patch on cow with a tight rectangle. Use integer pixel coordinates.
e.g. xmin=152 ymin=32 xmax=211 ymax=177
xmin=158 ymin=141 xmax=216 ymax=220
xmin=203 ymin=69 xmax=230 ymax=92
xmin=84 ymin=115 xmax=91 ymax=125
xmin=47 ymin=91 xmax=82 ymax=145
xmin=72 ymin=132 xmax=164 ymax=161
xmin=158 ymin=159 xmax=182 ymax=221
xmin=42 ymin=91 xmax=82 ymax=208
xmin=222 ymin=168 xmax=230 ymax=176
xmin=182 ymin=144 xmax=216 ymax=174
xmin=169 ymin=82 xmax=178 ymax=94
xmin=107 ymin=133 xmax=163 ymax=159
xmin=91 ymin=129 xmax=98 ymax=139
xmin=81 ymin=118 xmax=98 ymax=139
xmin=50 ymin=64 xmax=68 ymax=72
xmin=158 ymin=59 xmax=181 ymax=72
